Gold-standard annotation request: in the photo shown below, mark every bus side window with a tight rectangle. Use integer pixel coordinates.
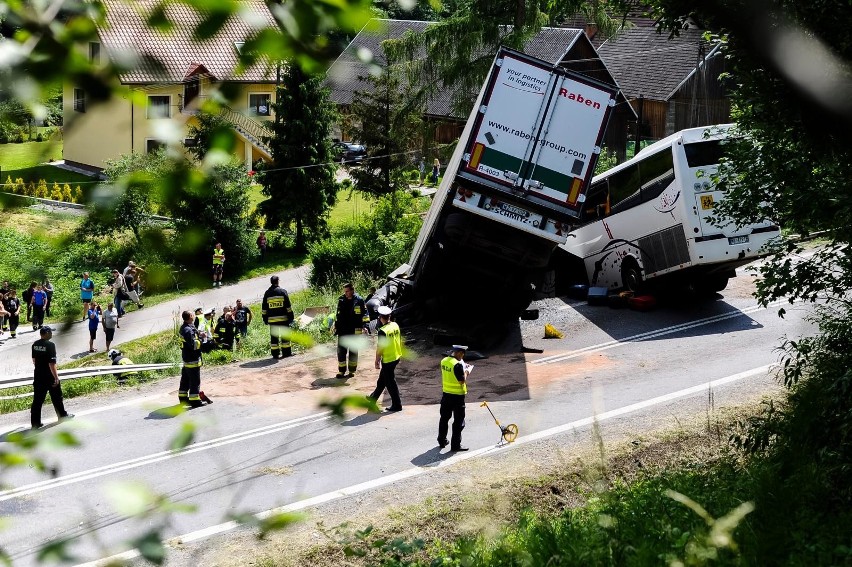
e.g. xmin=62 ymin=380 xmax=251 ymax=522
xmin=639 ymin=148 xmax=675 ymax=203
xmin=609 ymin=164 xmax=641 ymax=214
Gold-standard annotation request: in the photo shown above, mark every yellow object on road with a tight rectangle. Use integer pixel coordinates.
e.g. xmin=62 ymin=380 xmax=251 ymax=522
xmin=544 ymin=323 xmax=564 ymax=339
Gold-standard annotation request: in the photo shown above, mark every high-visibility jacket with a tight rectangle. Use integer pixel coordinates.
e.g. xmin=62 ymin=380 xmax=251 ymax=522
xmin=441 ymin=356 xmax=467 ymax=395
xmin=378 ymin=322 xmax=402 ymax=363
xmin=262 ymin=285 xmax=294 ymax=326
xmin=112 ymin=356 xmax=137 ymax=379
xmin=212 ymin=247 xmax=225 ymax=265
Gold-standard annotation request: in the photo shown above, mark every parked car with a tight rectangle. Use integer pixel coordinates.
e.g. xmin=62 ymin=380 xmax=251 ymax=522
xmin=332 ymin=141 xmax=367 ymax=164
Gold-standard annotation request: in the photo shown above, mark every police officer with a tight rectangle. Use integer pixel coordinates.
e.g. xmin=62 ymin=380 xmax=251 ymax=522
xmin=334 ymin=282 xmax=369 ymax=379
xmin=31 ymin=326 xmax=74 ymax=429
xmin=178 ymin=310 xmax=204 ymax=408
xmin=108 ymin=349 xmax=137 ymax=383
xmin=370 ymin=306 xmax=403 ymax=412
xmin=261 ymin=275 xmax=294 ymax=359
xmin=438 ymin=345 xmax=470 ymax=451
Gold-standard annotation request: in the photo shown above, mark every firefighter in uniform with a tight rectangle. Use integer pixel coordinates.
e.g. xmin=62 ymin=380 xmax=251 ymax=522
xmin=438 ymin=345 xmax=470 ymax=451
xmin=213 ymin=308 xmax=236 ymax=351
xmin=334 ymin=282 xmax=369 ymax=378
xmin=370 ymin=305 xmax=403 ymax=411
xmin=178 ymin=310 xmax=204 ymax=407
xmin=31 ymin=326 xmax=73 ymax=429
xmin=262 ymin=275 xmax=294 ymax=359
xmin=108 ymin=349 xmax=137 ymax=383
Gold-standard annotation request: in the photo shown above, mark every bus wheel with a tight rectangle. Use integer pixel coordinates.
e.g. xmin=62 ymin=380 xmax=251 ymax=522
xmin=694 ymin=275 xmax=729 ymax=295
xmin=621 ymin=258 xmax=644 ymax=293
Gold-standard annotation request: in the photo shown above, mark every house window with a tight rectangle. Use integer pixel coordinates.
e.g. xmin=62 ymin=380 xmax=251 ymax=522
xmin=249 ymin=93 xmax=271 ymax=117
xmin=147 ymin=95 xmax=171 ymax=119
xmin=73 ymin=88 xmax=86 ymax=113
xmin=146 ymin=139 xmax=166 ymax=154
xmin=89 ymin=42 xmax=100 ymax=63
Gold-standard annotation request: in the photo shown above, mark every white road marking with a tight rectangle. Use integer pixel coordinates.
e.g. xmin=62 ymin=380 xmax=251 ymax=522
xmin=0 ymin=412 xmax=333 ymax=503
xmin=74 ymin=364 xmax=773 ymax=567
xmin=532 ymin=299 xmax=787 ymax=365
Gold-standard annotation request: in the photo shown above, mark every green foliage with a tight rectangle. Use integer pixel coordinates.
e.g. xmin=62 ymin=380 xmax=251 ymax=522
xmin=308 ymin=190 xmax=427 ymax=288
xmin=258 ymin=65 xmax=338 ymax=251
xmin=186 ymin=111 xmax=236 ymax=161
xmin=347 ymin=67 xmax=425 ymax=199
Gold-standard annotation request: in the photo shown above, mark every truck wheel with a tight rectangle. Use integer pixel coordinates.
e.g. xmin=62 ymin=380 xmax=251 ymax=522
xmin=621 ymin=257 xmax=644 ymax=294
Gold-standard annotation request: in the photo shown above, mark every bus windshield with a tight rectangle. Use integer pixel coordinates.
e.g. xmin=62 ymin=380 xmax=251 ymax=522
xmin=684 ymin=140 xmax=726 ymax=167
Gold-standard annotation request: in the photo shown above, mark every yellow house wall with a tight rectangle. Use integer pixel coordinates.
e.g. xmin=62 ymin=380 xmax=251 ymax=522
xmin=63 ymin=80 xmax=275 ymax=170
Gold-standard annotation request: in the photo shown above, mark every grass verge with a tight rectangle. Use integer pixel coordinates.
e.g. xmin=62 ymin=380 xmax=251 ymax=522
xmin=0 ymin=286 xmax=342 ymax=415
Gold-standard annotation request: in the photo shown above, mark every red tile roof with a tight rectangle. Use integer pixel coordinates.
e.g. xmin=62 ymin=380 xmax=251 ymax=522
xmin=98 ymin=0 xmax=277 ymax=84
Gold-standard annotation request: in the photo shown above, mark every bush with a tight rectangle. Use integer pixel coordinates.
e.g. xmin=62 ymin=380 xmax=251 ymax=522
xmin=308 ymin=190 xmax=427 ymax=288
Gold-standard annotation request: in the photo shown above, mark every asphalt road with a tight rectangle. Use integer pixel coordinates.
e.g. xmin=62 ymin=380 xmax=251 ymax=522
xmin=0 ymin=269 xmax=816 ymax=566
xmin=0 ymin=265 xmax=311 ymax=378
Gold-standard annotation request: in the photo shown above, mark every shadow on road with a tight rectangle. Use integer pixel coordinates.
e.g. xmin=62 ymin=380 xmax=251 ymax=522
xmin=410 ymin=446 xmax=453 ymax=467
xmin=144 ymin=404 xmax=186 ymax=420
xmin=341 ymin=411 xmax=382 ymax=427
xmin=240 ymin=358 xmax=280 ymax=369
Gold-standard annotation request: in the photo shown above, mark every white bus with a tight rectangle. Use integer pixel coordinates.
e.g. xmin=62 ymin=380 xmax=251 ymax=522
xmin=561 ymin=124 xmax=780 ymax=294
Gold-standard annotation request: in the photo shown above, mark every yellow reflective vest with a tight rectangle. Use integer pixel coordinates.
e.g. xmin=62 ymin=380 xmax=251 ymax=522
xmin=441 ymin=356 xmax=466 ymax=395
xmin=378 ymin=322 xmax=402 ymax=363
xmin=212 ymin=247 xmax=225 ymax=265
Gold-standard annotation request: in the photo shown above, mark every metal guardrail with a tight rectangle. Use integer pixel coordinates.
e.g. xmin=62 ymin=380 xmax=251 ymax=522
xmin=0 ymin=363 xmax=179 ymax=391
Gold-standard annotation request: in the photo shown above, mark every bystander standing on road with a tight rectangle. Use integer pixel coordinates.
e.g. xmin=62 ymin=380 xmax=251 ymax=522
xmin=178 ymin=310 xmax=205 ymax=408
xmin=31 ymin=283 xmax=47 ymax=331
xmin=0 ymin=293 xmax=8 ymax=337
xmin=262 ymin=275 xmax=294 ymax=359
xmin=256 ymin=232 xmax=268 ymax=262
xmin=334 ymin=282 xmax=369 ymax=379
xmin=438 ymin=345 xmax=471 ymax=451
xmin=87 ymin=302 xmax=101 ymax=353
xmin=23 ymin=281 xmax=36 ymax=323
xmin=370 ymin=306 xmax=403 ymax=412
xmin=30 ymin=325 xmax=74 ymax=429
xmin=1 ymin=281 xmax=10 ymax=332
xmin=80 ymin=272 xmax=95 ymax=322
xmin=4 ymin=288 xmax=21 ymax=338
xmin=43 ymin=278 xmax=54 ymax=318
xmin=233 ymin=298 xmax=252 ymax=342
xmin=111 ymin=269 xmax=128 ymax=316
xmin=212 ymin=243 xmax=225 ymax=287
xmin=102 ymin=302 xmax=119 ymax=351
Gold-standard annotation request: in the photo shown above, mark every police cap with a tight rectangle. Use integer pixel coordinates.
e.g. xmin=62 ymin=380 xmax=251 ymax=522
xmin=451 ymin=344 xmax=468 ymax=351
xmin=377 ymin=306 xmax=392 ymax=316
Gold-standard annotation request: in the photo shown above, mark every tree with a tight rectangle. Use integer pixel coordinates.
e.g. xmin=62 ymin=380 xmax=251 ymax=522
xmin=257 ymin=65 xmax=338 ymax=252
xmin=81 ymin=151 xmax=163 ymax=245
xmin=347 ymin=67 xmax=424 ymax=202
xmin=186 ymin=111 xmax=236 ymax=161
xmin=383 ymin=0 xmax=631 ymax=117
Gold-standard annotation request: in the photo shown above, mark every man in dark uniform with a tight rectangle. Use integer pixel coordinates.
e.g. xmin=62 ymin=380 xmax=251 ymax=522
xmin=213 ymin=309 xmax=237 ymax=351
xmin=31 ymin=326 xmax=74 ymax=429
xmin=438 ymin=345 xmax=471 ymax=451
xmin=334 ymin=282 xmax=369 ymax=379
xmin=261 ymin=275 xmax=294 ymax=359
xmin=178 ymin=310 xmax=204 ymax=408
xmin=4 ymin=288 xmax=20 ymax=338
xmin=370 ymin=306 xmax=403 ymax=412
